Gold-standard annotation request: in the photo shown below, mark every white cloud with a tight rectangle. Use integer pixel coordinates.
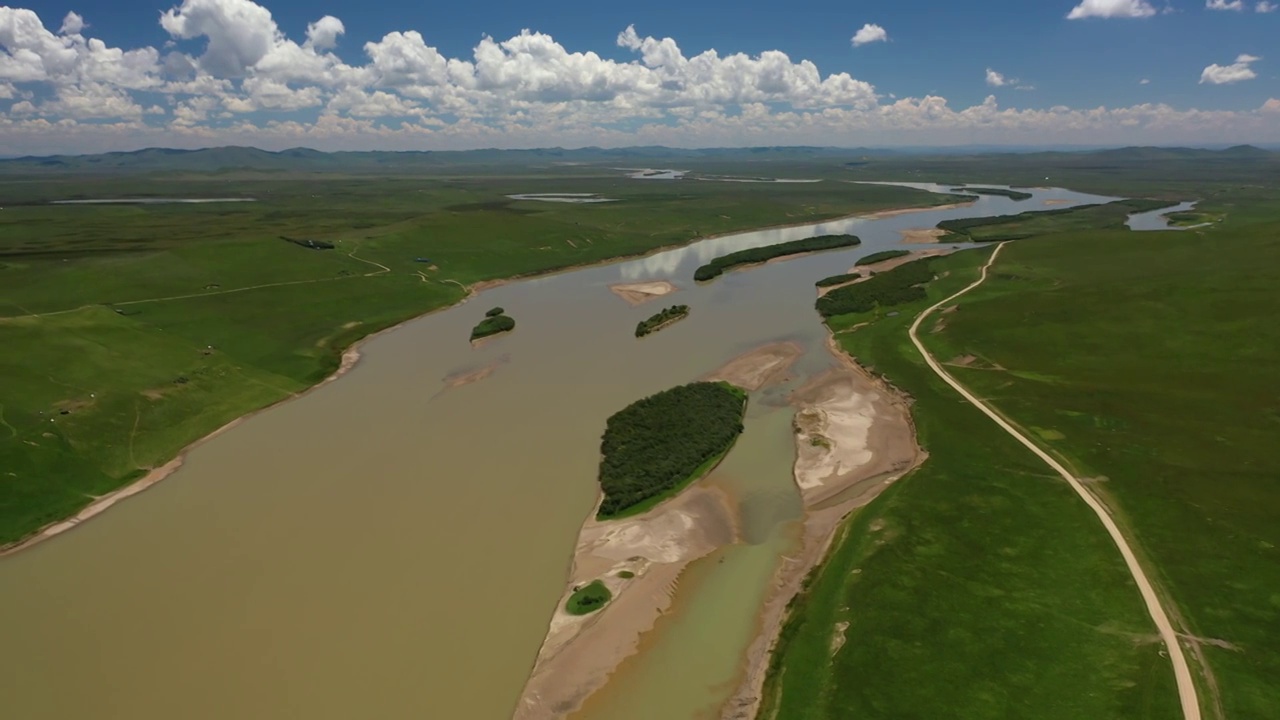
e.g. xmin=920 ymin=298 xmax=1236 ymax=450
xmin=1206 ymin=0 xmax=1245 ymax=9
xmin=1200 ymin=54 xmax=1260 ymax=84
xmin=1 ymin=0 xmax=1278 ymax=153
xmin=1140 ymin=78 xmax=1151 ymax=84
xmin=1261 ymin=98 xmax=1280 ymax=112
xmin=850 ymin=24 xmax=888 ymax=47
xmin=1067 ymin=0 xmax=1158 ymax=19
xmin=305 ymin=16 xmax=344 ymax=51
xmin=59 ymin=12 xmax=85 ymax=36
xmin=1257 ymin=1 xmax=1277 ymax=11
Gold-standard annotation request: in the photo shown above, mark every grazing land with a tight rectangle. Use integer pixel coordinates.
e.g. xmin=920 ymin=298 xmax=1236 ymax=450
xmin=634 ymin=304 xmax=689 ymax=337
xmin=763 ymin=249 xmax=1181 ymax=720
xmin=693 ymin=234 xmax=861 ymax=282
xmin=596 ymin=381 xmax=746 ymax=519
xmin=0 ymin=168 xmax=952 ymax=547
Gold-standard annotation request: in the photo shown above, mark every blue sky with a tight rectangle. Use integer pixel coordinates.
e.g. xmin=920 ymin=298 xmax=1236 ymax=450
xmin=0 ymin=0 xmax=1277 ymax=153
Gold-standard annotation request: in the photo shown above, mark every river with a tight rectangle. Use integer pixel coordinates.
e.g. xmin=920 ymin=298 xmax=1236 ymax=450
xmin=0 ymin=184 xmax=1120 ymax=719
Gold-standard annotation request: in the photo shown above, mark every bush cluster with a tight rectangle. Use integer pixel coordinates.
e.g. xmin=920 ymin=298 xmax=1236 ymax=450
xmin=816 ymin=258 xmax=936 ymax=318
xmin=597 ymin=382 xmax=746 ymax=518
xmin=694 ymin=234 xmax=861 ymax=282
xmin=635 ymin=305 xmax=690 ymax=337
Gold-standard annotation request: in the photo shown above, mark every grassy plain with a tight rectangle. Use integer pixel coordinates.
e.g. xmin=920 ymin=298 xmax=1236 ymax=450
xmin=0 ymin=169 xmax=952 ymax=545
xmin=566 ymin=580 xmax=613 ymax=616
xmin=921 ymin=205 xmax=1280 ymax=718
xmin=763 ymin=249 xmax=1179 ymax=719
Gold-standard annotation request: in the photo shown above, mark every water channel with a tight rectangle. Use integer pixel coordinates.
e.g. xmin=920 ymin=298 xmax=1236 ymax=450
xmin=1 ymin=184 xmax=1123 ymax=719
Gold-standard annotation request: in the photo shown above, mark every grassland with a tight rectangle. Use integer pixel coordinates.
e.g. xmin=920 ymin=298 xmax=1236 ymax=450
xmin=936 ymin=199 xmax=1174 ymax=242
xmin=763 ymin=249 xmax=1181 ymax=720
xmin=0 ymin=169 xmax=952 ymax=546
xmin=917 ymin=207 xmax=1280 ymax=718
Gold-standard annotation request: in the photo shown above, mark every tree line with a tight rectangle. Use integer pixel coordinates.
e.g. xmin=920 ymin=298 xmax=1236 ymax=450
xmin=694 ymin=234 xmax=861 ymax=282
xmin=636 ymin=305 xmax=690 ymax=337
xmin=597 ymin=382 xmax=746 ymax=518
xmin=816 ymin=257 xmax=936 ymax=318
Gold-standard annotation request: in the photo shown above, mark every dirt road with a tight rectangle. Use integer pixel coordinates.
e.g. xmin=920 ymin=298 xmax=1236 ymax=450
xmin=909 ymin=242 xmax=1201 ymax=720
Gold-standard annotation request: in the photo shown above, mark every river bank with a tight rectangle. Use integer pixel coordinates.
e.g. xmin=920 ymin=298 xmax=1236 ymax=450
xmin=722 ymin=335 xmax=924 ymax=719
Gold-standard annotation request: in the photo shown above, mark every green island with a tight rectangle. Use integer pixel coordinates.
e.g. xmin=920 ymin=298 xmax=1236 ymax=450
xmin=1164 ymin=210 xmax=1220 ymax=227
xmin=763 ymin=149 xmax=1280 ymax=719
xmin=470 ymin=308 xmax=515 ymax=341
xmin=951 ymin=186 xmax=1034 ymax=201
xmin=597 ymin=381 xmax=746 ymax=519
xmin=693 ymin=234 xmax=861 ymax=282
xmin=853 ymin=249 xmax=911 ymax=266
xmin=816 ymin=257 xmax=936 ymax=318
xmin=635 ymin=304 xmax=690 ymax=337
xmin=936 ymin=198 xmax=1175 ymax=242
xmin=565 ymin=580 xmax=613 ymax=615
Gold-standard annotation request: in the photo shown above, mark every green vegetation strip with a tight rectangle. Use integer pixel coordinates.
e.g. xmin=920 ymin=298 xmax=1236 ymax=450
xmin=816 ymin=257 xmax=935 ymax=318
xmin=762 ymin=249 xmax=1180 ymax=720
xmin=635 ymin=304 xmax=689 ymax=337
xmin=952 ymin=186 xmax=1033 ymax=201
xmin=854 ymin=249 xmax=911 ymax=267
xmin=597 ymin=381 xmax=746 ymax=519
xmin=936 ymin=199 xmax=1176 ymax=243
xmin=470 ymin=311 xmax=515 ymax=341
xmin=565 ymin=580 xmax=612 ymax=615
xmin=693 ymin=234 xmax=860 ymax=282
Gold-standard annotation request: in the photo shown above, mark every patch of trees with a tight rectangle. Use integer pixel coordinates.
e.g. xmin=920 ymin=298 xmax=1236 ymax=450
xmin=936 ymin=199 xmax=1182 ymax=243
xmin=855 ymin=250 xmax=911 ymax=267
xmin=597 ymin=382 xmax=747 ymax=519
xmin=815 ymin=272 xmax=860 ymax=288
xmin=952 ymin=187 xmax=1033 ymax=201
xmin=565 ymin=580 xmax=613 ymax=615
xmin=816 ymin=258 xmax=936 ymax=318
xmin=485 ymin=306 xmax=505 ymax=317
xmin=470 ymin=311 xmax=515 ymax=341
xmin=635 ymin=305 xmax=690 ymax=337
xmin=694 ymin=234 xmax=861 ymax=282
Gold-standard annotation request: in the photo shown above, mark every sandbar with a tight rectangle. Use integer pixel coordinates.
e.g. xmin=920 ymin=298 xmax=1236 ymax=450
xmin=609 ymin=280 xmax=678 ymax=307
xmin=900 ymin=227 xmax=947 ymax=244
xmin=701 ymin=341 xmax=804 ymax=391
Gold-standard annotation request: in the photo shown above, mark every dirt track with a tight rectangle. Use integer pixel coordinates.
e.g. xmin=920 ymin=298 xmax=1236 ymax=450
xmin=908 ymin=243 xmax=1201 ymax=720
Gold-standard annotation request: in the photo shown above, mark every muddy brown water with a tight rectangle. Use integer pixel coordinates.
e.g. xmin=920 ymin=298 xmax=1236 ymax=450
xmin=0 ymin=185 xmax=1117 ymax=719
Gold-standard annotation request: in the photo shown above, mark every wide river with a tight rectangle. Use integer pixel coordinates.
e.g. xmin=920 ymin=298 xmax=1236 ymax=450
xmin=1 ymin=184 xmax=1125 ymax=719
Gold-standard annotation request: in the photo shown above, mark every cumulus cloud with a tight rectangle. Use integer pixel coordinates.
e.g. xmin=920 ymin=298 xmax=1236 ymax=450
xmin=1200 ymin=54 xmax=1260 ymax=84
xmin=1258 ymin=1 xmax=1277 ymax=11
xmin=1067 ymin=0 xmax=1158 ymax=19
xmin=1140 ymin=78 xmax=1151 ymax=84
xmin=1206 ymin=0 xmax=1244 ymax=9
xmin=0 ymin=0 xmax=1278 ymax=153
xmin=850 ymin=24 xmax=888 ymax=47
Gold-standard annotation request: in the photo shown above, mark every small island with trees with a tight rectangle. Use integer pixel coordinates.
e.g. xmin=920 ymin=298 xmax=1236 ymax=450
xmin=597 ymin=381 xmax=747 ymax=519
xmin=470 ymin=307 xmax=515 ymax=341
xmin=693 ymin=234 xmax=861 ymax=282
xmin=635 ymin=304 xmax=690 ymax=337
xmin=565 ymin=580 xmax=613 ymax=616
xmin=951 ymin=186 xmax=1034 ymax=201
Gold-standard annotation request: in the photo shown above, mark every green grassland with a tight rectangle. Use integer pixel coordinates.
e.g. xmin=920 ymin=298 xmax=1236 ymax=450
xmin=762 ymin=249 xmax=1180 ymax=720
xmin=936 ymin=199 xmax=1173 ymax=243
xmin=0 ymin=170 xmax=951 ymax=545
xmin=919 ymin=207 xmax=1280 ymax=718
xmin=566 ymin=580 xmax=613 ymax=616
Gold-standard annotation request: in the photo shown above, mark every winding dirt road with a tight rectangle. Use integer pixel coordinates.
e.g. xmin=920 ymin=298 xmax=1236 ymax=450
xmin=909 ymin=242 xmax=1201 ymax=720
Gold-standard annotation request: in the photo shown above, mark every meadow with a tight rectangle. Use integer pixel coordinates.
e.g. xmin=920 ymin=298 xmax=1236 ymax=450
xmin=765 ymin=160 xmax=1280 ymax=719
xmin=0 ymin=167 xmax=949 ymax=545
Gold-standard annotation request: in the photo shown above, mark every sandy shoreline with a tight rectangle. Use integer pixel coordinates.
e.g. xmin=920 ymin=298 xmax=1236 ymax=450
xmin=900 ymin=227 xmax=947 ymax=244
xmin=722 ymin=334 xmax=925 ymax=720
xmin=513 ymin=343 xmax=801 ymax=719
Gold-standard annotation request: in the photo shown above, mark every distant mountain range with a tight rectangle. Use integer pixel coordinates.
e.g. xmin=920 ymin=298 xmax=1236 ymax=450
xmin=0 ymin=144 xmax=1272 ymax=174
